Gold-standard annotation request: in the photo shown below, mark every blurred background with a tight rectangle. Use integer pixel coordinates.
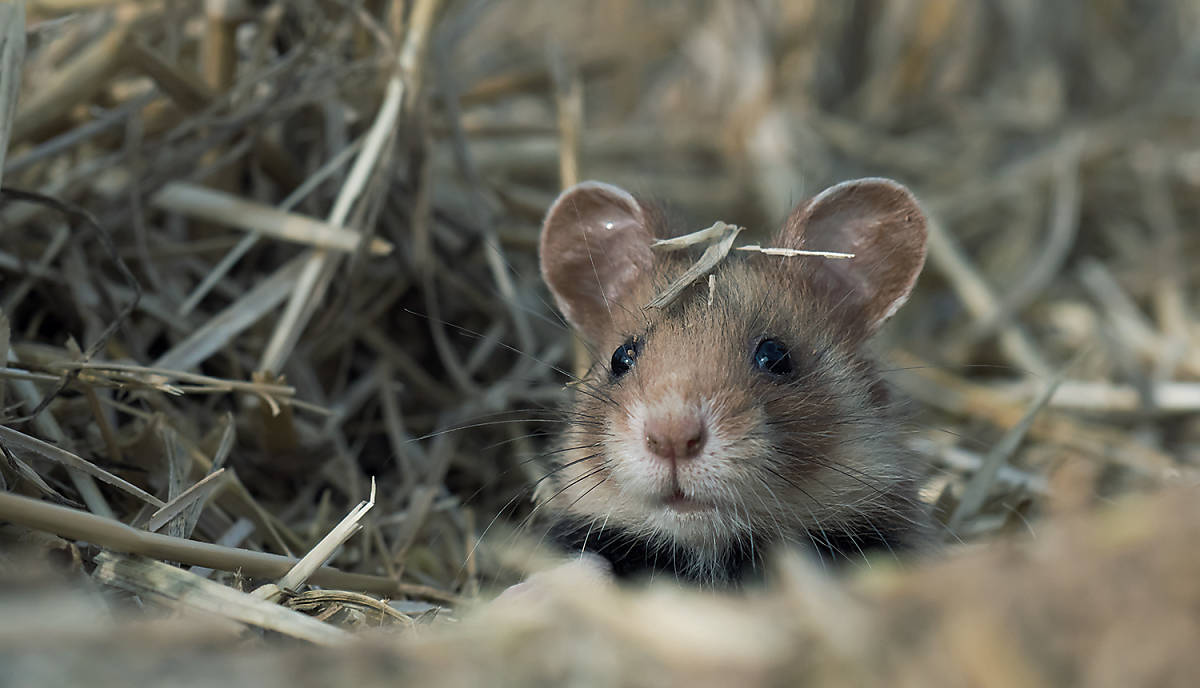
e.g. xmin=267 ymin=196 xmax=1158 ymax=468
xmin=2 ymin=0 xmax=1200 ymax=682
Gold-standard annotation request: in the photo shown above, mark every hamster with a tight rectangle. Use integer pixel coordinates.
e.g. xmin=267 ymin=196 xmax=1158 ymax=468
xmin=535 ymin=178 xmax=933 ymax=585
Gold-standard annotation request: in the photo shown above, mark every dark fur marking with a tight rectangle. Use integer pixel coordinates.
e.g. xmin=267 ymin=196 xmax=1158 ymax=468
xmin=547 ymin=516 xmax=919 ymax=585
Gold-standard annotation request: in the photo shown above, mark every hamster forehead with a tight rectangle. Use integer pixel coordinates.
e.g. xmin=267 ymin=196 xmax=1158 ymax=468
xmin=597 ymin=253 xmax=857 ymax=375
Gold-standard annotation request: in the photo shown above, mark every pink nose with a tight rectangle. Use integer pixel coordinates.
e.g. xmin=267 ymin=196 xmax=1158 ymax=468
xmin=644 ymin=412 xmax=706 ymax=462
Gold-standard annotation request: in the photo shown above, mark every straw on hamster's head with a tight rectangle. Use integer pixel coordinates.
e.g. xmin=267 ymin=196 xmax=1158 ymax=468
xmin=537 ymin=178 xmax=932 ymax=584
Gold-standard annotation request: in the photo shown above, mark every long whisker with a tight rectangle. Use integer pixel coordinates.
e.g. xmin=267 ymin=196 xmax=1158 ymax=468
xmin=403 ymin=307 xmax=620 ymax=409
xmin=517 ymin=462 xmax=612 ymax=530
xmin=751 ymin=471 xmax=829 ymax=570
xmin=757 ymin=464 xmax=860 ymax=564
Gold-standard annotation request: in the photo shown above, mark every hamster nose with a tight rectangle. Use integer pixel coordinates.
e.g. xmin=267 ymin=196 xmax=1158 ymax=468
xmin=644 ymin=412 xmax=706 ymax=462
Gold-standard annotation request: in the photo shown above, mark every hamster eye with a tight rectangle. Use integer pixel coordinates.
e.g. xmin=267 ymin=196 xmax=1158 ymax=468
xmin=610 ymin=336 xmax=641 ymax=378
xmin=753 ymin=338 xmax=793 ymax=376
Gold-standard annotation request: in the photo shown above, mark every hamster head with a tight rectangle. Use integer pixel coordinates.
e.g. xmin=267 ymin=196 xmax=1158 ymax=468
xmin=537 ymin=179 xmax=931 ymax=582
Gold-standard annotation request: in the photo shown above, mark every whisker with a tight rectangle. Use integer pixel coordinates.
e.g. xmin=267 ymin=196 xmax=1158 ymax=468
xmin=517 ymin=462 xmax=612 ymax=530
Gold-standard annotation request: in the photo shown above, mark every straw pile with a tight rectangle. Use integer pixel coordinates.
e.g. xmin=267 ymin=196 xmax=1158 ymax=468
xmin=1 ymin=1 xmax=1198 ymax=685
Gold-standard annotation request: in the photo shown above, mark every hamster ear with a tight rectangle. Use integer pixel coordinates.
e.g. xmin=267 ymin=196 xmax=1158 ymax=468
xmin=539 ymin=181 xmax=655 ymax=343
xmin=779 ymin=178 xmax=928 ymax=334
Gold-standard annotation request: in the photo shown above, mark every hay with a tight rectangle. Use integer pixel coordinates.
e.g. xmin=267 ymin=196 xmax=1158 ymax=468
xmin=1 ymin=0 xmax=1199 ymax=684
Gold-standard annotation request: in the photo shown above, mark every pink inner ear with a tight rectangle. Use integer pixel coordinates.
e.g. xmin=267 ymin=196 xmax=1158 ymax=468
xmin=779 ymin=178 xmax=928 ymax=332
xmin=539 ymin=182 xmax=655 ymax=343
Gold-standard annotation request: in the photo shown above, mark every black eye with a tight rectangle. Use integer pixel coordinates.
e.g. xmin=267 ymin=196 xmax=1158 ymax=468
xmin=610 ymin=337 xmax=640 ymax=378
xmin=753 ymin=338 xmax=793 ymax=376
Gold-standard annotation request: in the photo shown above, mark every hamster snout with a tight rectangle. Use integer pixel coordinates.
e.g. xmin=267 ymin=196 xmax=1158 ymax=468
xmin=642 ymin=407 xmax=707 ymax=463
xmin=615 ymin=396 xmax=723 ymax=503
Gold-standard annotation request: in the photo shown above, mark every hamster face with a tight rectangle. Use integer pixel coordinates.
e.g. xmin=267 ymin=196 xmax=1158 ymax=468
xmin=545 ymin=258 xmax=925 ymax=574
xmin=537 ymin=178 xmax=931 ymax=581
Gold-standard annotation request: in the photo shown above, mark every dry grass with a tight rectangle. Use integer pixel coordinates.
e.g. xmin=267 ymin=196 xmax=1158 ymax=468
xmin=1 ymin=0 xmax=1199 ymax=684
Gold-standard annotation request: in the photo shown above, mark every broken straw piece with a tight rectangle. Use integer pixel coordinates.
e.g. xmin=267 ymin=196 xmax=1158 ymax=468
xmin=644 ymin=221 xmax=856 ymax=311
xmin=645 ymin=224 xmax=743 ymax=310
xmin=271 ymin=477 xmax=377 ymax=594
xmin=734 ymin=244 xmax=855 ymax=259
xmin=651 ymin=221 xmax=739 ymax=251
